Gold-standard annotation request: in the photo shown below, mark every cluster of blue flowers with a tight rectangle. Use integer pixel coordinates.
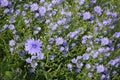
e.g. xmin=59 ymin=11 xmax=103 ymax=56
xmin=0 ymin=0 xmax=120 ymax=79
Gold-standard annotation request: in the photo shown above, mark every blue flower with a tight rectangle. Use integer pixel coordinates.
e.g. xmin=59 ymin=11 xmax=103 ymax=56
xmin=24 ymin=4 xmax=29 ymax=10
xmin=40 ymin=0 xmax=45 ymax=3
xmin=10 ymin=48 xmax=14 ymax=52
xmin=49 ymin=38 xmax=54 ymax=44
xmin=29 ymin=68 xmax=35 ymax=73
xmin=26 ymin=58 xmax=32 ymax=63
xmin=112 ymin=12 xmax=117 ymax=17
xmin=92 ymin=51 xmax=99 ymax=58
xmin=82 ymin=53 xmax=90 ymax=60
xmin=9 ymin=40 xmax=15 ymax=46
xmin=38 ymin=6 xmax=46 ymax=16
xmin=112 ymin=70 xmax=117 ymax=75
xmin=67 ymin=64 xmax=72 ymax=70
xmin=49 ymin=55 xmax=55 ymax=60
xmin=37 ymin=53 xmax=44 ymax=60
xmin=88 ymin=72 xmax=92 ymax=78
xmin=96 ymin=65 xmax=105 ymax=73
xmin=20 ymin=50 xmax=25 ymax=56
xmin=109 ymin=60 xmax=117 ymax=66
xmin=101 ymin=74 xmax=106 ymax=80
xmin=55 ymin=37 xmax=64 ymax=45
xmin=79 ymin=0 xmax=85 ymax=5
xmin=9 ymin=24 xmax=15 ymax=30
xmin=86 ymin=64 xmax=91 ymax=69
xmin=3 ymin=24 xmax=8 ymax=30
xmin=91 ymin=0 xmax=96 ymax=3
xmin=60 ymin=46 xmax=65 ymax=52
xmin=76 ymin=62 xmax=83 ymax=68
xmin=71 ymin=58 xmax=77 ymax=64
xmin=25 ymin=38 xmax=42 ymax=55
xmin=0 ymin=0 xmax=8 ymax=7
xmin=65 ymin=12 xmax=72 ymax=17
xmin=114 ymin=32 xmax=120 ymax=38
xmin=116 ymin=43 xmax=120 ymax=48
xmin=101 ymin=37 xmax=109 ymax=45
xmin=94 ymin=6 xmax=103 ymax=14
xmin=83 ymin=12 xmax=91 ymax=20
xmin=30 ymin=3 xmax=38 ymax=11
xmin=31 ymin=62 xmax=38 ymax=68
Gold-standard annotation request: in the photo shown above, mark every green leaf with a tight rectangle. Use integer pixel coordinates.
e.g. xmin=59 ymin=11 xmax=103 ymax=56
xmin=4 ymin=71 xmax=12 ymax=79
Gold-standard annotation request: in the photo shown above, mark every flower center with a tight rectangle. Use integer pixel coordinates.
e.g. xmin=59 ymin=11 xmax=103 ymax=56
xmin=32 ymin=44 xmax=37 ymax=48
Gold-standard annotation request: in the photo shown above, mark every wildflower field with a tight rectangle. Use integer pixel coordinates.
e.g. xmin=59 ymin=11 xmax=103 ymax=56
xmin=0 ymin=0 xmax=120 ymax=80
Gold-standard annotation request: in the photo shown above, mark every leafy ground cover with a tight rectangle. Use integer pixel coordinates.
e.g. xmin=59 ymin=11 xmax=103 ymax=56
xmin=0 ymin=0 xmax=120 ymax=80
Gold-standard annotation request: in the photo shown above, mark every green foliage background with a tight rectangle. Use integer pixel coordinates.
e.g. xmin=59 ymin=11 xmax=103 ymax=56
xmin=0 ymin=0 xmax=120 ymax=80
